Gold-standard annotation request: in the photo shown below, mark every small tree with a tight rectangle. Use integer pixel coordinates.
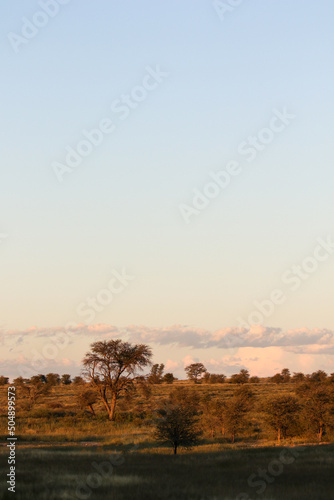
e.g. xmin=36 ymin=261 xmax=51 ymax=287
xmin=46 ymin=373 xmax=60 ymax=386
xmin=263 ymin=395 xmax=300 ymax=442
xmin=77 ymin=389 xmax=98 ymax=416
xmin=223 ymin=386 xmax=254 ymax=443
xmin=168 ymin=386 xmax=200 ymax=414
xmin=229 ymin=369 xmax=250 ymax=385
xmin=61 ymin=374 xmax=72 ymax=385
xmin=154 ymin=404 xmax=200 ymax=454
xmin=249 ymin=376 xmax=260 ymax=384
xmin=13 ymin=376 xmax=28 ymax=386
xmin=73 ymin=376 xmax=85 ymax=385
xmin=185 ymin=363 xmax=207 ymax=384
xmin=16 ymin=377 xmax=50 ymax=410
xmin=271 ymin=373 xmax=284 ymax=384
xmin=163 ymin=373 xmax=176 ymax=384
xmin=0 ymin=376 xmax=9 ymax=385
xmin=281 ymin=368 xmax=291 ymax=383
xmin=31 ymin=374 xmax=47 ymax=384
xmin=291 ymin=372 xmax=305 ymax=383
xmin=199 ymin=394 xmax=222 ymax=438
xmin=297 ymin=384 xmax=334 ymax=442
xmin=136 ymin=376 xmax=152 ymax=400
xmin=82 ymin=339 xmax=152 ymax=421
xmin=148 ymin=363 xmax=164 ymax=384
xmin=308 ymin=370 xmax=328 ymax=384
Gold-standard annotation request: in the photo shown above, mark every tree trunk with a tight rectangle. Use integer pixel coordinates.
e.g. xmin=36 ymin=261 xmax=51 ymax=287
xmin=101 ymin=396 xmax=112 ymax=419
xmin=277 ymin=428 xmax=281 ymax=442
xmin=318 ymin=425 xmax=323 ymax=443
xmin=108 ymin=392 xmax=117 ymax=421
xmin=88 ymin=404 xmax=95 ymax=416
xmin=174 ymin=443 xmax=177 ymax=455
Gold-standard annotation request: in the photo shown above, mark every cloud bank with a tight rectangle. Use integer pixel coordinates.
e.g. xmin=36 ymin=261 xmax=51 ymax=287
xmin=2 ymin=324 xmax=334 ymax=352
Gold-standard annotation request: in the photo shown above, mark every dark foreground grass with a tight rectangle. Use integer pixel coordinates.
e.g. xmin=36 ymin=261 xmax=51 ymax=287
xmin=0 ymin=443 xmax=333 ymax=500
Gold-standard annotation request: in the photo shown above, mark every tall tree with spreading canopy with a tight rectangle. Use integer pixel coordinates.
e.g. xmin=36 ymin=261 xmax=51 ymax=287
xmin=82 ymin=340 xmax=152 ymax=421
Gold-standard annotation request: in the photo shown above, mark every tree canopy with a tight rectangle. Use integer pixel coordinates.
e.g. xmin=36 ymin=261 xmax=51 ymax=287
xmin=82 ymin=339 xmax=152 ymax=420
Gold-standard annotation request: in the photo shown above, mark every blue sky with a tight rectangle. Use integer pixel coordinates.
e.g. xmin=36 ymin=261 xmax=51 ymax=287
xmin=1 ymin=1 xmax=334 ymax=377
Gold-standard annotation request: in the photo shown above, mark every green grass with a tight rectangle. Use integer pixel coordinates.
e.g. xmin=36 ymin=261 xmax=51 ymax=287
xmin=0 ymin=382 xmax=325 ymax=443
xmin=0 ymin=382 xmax=333 ymax=498
xmin=0 ymin=443 xmax=333 ymax=499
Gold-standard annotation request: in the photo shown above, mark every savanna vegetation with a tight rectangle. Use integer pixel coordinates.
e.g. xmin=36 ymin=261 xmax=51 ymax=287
xmin=1 ymin=340 xmax=334 ymax=499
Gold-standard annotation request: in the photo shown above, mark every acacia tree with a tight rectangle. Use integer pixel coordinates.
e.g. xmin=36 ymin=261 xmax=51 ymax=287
xmin=291 ymin=372 xmax=305 ymax=383
xmin=82 ymin=340 xmax=152 ymax=421
xmin=199 ymin=394 xmax=222 ymax=438
xmin=297 ymin=384 xmax=334 ymax=442
xmin=229 ymin=369 xmax=250 ymax=385
xmin=0 ymin=376 xmax=9 ymax=385
xmin=15 ymin=376 xmax=50 ymax=410
xmin=46 ymin=373 xmax=60 ymax=386
xmin=61 ymin=374 xmax=72 ymax=385
xmin=163 ymin=373 xmax=176 ymax=384
xmin=223 ymin=386 xmax=254 ymax=443
xmin=308 ymin=370 xmax=328 ymax=383
xmin=168 ymin=386 xmax=200 ymax=413
xmin=77 ymin=389 xmax=98 ymax=416
xmin=185 ymin=363 xmax=207 ymax=384
xmin=281 ymin=368 xmax=291 ymax=383
xmin=263 ymin=395 xmax=300 ymax=442
xmin=155 ymin=404 xmax=200 ymax=454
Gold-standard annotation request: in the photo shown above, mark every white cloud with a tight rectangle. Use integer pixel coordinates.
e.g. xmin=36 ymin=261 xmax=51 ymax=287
xmin=165 ymin=359 xmax=179 ymax=371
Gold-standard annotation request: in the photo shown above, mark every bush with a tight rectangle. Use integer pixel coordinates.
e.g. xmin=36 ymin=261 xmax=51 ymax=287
xmin=154 ymin=404 xmax=201 ymax=454
xmin=263 ymin=395 xmax=300 ymax=441
xmin=73 ymin=376 xmax=85 ymax=385
xmin=229 ymin=369 xmax=250 ymax=384
xmin=48 ymin=402 xmax=64 ymax=409
xmin=162 ymin=373 xmax=176 ymax=384
xmin=61 ymin=374 xmax=72 ymax=385
xmin=203 ymin=373 xmax=226 ymax=384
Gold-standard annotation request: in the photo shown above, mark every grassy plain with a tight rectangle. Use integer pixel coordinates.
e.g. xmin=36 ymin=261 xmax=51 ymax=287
xmin=0 ymin=382 xmax=333 ymax=499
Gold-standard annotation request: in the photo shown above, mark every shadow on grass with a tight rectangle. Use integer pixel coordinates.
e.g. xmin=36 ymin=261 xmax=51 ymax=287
xmin=0 ymin=443 xmax=333 ymax=499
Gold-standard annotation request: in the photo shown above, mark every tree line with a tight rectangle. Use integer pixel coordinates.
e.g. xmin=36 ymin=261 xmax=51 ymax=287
xmin=2 ymin=339 xmax=334 ymax=454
